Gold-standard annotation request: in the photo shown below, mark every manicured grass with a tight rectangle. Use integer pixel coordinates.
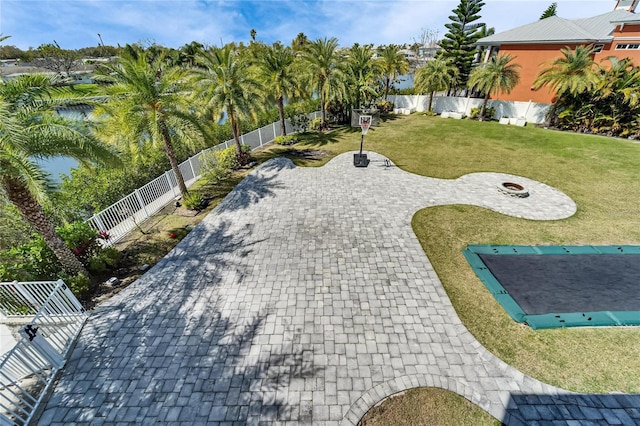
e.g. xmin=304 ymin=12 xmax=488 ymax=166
xmin=358 ymin=387 xmax=500 ymax=426
xmin=259 ymin=115 xmax=640 ymax=393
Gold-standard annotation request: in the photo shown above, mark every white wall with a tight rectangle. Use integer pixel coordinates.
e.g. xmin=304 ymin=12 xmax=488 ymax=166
xmin=388 ymin=95 xmax=551 ymax=124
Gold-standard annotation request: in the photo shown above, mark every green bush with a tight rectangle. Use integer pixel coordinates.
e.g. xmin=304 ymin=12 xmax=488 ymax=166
xmin=56 ymin=221 xmax=100 ymax=262
xmin=273 ymin=135 xmax=297 ymax=145
xmin=202 ymin=145 xmax=251 ymax=183
xmin=289 ymin=114 xmax=310 ymax=132
xmin=87 ymin=247 xmax=122 ymax=274
xmin=310 ymin=117 xmax=322 ymax=131
xmin=469 ymin=106 xmax=496 ymax=120
xmin=376 ymin=101 xmax=394 ymax=113
xmin=62 ymin=272 xmax=91 ymax=299
xmin=183 ymin=192 xmax=204 ymax=210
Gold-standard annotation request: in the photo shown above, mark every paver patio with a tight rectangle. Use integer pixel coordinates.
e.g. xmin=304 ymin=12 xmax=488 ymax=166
xmin=39 ymin=151 xmax=640 ymax=425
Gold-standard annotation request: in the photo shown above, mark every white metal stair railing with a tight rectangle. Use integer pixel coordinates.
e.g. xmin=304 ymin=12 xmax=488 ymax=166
xmin=0 ymin=280 xmax=88 ymax=426
xmin=86 ymin=111 xmax=321 ymax=247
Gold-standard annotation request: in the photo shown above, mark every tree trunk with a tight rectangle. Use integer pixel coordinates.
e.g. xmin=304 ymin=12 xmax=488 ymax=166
xmin=229 ymin=111 xmax=249 ymax=165
xmin=159 ymin=120 xmax=189 ymax=197
xmin=2 ymin=175 xmax=89 ymax=277
xmin=479 ymin=92 xmax=490 ymax=121
xmin=384 ymin=76 xmax=391 ymax=99
xmin=320 ymin=92 xmax=326 ymax=129
xmin=277 ymin=96 xmax=287 ymax=136
xmin=428 ymin=91 xmax=435 ymax=112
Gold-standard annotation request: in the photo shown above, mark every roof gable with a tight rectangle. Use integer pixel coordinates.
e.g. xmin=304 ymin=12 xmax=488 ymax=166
xmin=478 ymin=9 xmax=637 ymax=46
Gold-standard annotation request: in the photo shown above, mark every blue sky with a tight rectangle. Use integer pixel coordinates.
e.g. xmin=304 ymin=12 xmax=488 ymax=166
xmin=1 ymin=1 xmax=614 ymax=51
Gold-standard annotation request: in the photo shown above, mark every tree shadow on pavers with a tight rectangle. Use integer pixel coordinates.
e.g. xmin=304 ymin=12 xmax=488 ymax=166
xmin=38 ymin=220 xmax=322 ymax=425
xmin=215 ymin=166 xmax=285 ymax=215
xmin=504 ymin=392 xmax=640 ymax=425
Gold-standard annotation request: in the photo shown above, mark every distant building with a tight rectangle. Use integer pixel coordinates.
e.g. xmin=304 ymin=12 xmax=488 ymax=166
xmin=477 ymin=0 xmax=640 ymax=103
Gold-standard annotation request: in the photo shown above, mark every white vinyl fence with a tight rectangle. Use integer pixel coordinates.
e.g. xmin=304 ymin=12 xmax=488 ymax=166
xmin=86 ymin=112 xmax=321 ymax=247
xmin=0 ymin=280 xmax=88 ymax=426
xmin=388 ymin=95 xmax=551 ymax=124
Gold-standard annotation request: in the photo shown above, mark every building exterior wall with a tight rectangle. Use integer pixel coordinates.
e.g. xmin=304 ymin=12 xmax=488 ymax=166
xmin=495 ymin=26 xmax=640 ymax=104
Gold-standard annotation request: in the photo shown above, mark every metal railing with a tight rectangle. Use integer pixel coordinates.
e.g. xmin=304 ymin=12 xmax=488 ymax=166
xmin=0 ymin=280 xmax=88 ymax=426
xmin=86 ymin=112 xmax=320 ymax=247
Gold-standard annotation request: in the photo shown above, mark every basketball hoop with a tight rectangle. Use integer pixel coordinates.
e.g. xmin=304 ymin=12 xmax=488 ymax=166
xmin=359 ymin=115 xmax=372 ymax=135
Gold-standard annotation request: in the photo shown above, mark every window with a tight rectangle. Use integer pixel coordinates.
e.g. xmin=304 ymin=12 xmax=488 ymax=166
xmin=593 ymin=44 xmax=604 ymax=53
xmin=615 ymin=43 xmax=640 ymax=50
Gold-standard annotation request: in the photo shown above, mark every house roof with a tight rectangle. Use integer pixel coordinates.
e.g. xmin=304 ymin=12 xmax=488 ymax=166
xmin=478 ymin=9 xmax=638 ymax=46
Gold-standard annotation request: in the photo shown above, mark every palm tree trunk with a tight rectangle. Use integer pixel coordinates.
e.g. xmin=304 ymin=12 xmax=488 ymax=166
xmin=277 ymin=96 xmax=287 ymax=136
xmin=428 ymin=91 xmax=435 ymax=112
xmin=320 ymin=93 xmax=326 ymax=129
xmin=159 ymin=120 xmax=189 ymax=197
xmin=479 ymin=92 xmax=490 ymax=121
xmin=229 ymin=111 xmax=249 ymax=165
xmin=385 ymin=76 xmax=391 ymax=99
xmin=2 ymin=175 xmax=89 ymax=277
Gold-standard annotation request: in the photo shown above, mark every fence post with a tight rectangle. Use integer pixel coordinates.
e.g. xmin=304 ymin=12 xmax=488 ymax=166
xmin=134 ymin=189 xmax=150 ymax=218
xmin=241 ymin=134 xmax=245 ymax=146
xmin=165 ymin=171 xmax=177 ymax=197
xmin=258 ymin=127 xmax=264 ymax=146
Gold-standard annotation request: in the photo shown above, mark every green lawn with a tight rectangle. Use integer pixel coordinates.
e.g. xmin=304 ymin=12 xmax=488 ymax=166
xmin=358 ymin=387 xmax=500 ymax=426
xmin=256 ymin=114 xmax=640 ymax=393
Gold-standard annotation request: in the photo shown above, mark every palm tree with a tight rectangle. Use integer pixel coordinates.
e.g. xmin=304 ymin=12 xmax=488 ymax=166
xmin=533 ymin=45 xmax=599 ymax=124
xmin=346 ymin=44 xmax=382 ymax=109
xmin=468 ymin=54 xmax=521 ymax=120
xmin=0 ymin=75 xmax=120 ymax=276
xmin=256 ymin=43 xmax=302 ymax=136
xmin=377 ymin=44 xmax=409 ymax=99
xmin=192 ymin=46 xmax=263 ymax=164
xmin=414 ymin=58 xmax=459 ymax=112
xmin=95 ymin=47 xmax=204 ymax=197
xmin=301 ymin=37 xmax=347 ymax=128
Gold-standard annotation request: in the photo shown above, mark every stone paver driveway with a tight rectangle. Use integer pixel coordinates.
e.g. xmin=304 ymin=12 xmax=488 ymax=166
xmin=40 ymin=152 xmax=640 ymax=425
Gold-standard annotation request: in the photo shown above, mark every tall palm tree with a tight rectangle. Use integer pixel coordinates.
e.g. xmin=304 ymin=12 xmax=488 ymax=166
xmin=192 ymin=46 xmax=263 ymax=164
xmin=377 ymin=44 xmax=409 ymax=99
xmin=346 ymin=44 xmax=382 ymax=109
xmin=301 ymin=37 xmax=347 ymax=128
xmin=256 ymin=43 xmax=302 ymax=136
xmin=95 ymin=47 xmax=204 ymax=197
xmin=533 ymin=45 xmax=599 ymax=124
xmin=414 ymin=58 xmax=459 ymax=112
xmin=468 ymin=53 xmax=521 ymax=120
xmin=0 ymin=75 xmax=120 ymax=276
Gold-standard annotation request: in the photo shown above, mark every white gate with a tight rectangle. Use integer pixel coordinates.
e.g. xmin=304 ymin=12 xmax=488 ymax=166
xmin=0 ymin=280 xmax=88 ymax=426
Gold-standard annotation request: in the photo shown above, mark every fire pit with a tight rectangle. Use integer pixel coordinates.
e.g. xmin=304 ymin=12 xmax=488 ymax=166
xmin=499 ymin=182 xmax=529 ymax=198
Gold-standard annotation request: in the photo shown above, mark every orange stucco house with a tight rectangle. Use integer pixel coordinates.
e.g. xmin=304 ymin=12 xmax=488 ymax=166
xmin=477 ymin=0 xmax=640 ymax=103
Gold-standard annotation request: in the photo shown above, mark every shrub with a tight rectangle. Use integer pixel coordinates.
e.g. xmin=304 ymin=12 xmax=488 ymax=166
xmin=290 ymin=114 xmax=310 ymax=132
xmin=469 ymin=106 xmax=496 ymax=120
xmin=87 ymin=247 xmax=122 ymax=274
xmin=183 ymin=192 xmax=204 ymax=211
xmin=202 ymin=145 xmax=251 ymax=183
xmin=273 ymin=135 xmax=297 ymax=145
xmin=310 ymin=117 xmax=322 ymax=131
xmin=62 ymin=272 xmax=91 ymax=299
xmin=375 ymin=101 xmax=394 ymax=113
xmin=56 ymin=221 xmax=100 ymax=262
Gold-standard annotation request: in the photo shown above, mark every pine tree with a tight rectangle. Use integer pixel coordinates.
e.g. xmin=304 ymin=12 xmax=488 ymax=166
xmin=437 ymin=0 xmax=486 ymax=93
xmin=540 ymin=2 xmax=558 ymax=20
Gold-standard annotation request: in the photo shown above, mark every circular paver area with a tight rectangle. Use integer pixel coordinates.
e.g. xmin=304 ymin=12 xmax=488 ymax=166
xmin=40 ymin=152 xmax=639 ymax=426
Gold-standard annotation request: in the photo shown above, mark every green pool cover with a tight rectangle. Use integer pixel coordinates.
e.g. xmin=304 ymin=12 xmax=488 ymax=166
xmin=463 ymin=245 xmax=640 ymax=329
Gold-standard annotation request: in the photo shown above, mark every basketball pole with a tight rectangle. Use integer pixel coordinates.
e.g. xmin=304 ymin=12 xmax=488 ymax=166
xmin=359 ymin=133 xmax=364 ymax=156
